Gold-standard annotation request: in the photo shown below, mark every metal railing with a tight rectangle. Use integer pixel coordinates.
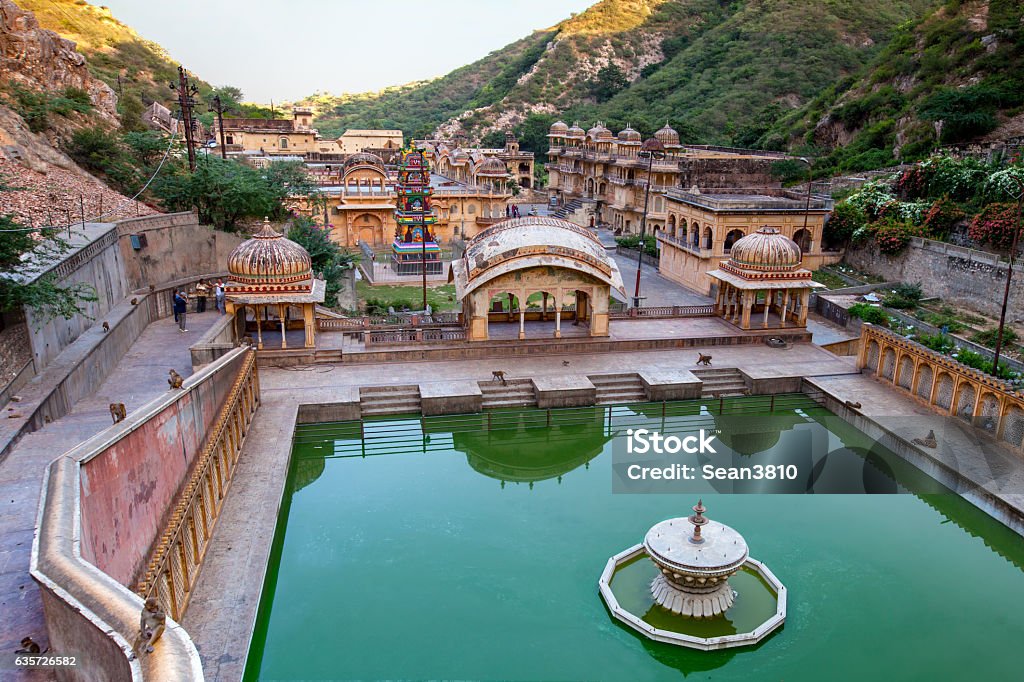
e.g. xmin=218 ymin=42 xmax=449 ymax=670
xmin=135 ymin=350 xmax=260 ymax=620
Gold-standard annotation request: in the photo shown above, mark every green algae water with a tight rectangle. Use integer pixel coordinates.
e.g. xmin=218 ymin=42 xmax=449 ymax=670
xmin=245 ymin=395 xmax=1024 ymax=681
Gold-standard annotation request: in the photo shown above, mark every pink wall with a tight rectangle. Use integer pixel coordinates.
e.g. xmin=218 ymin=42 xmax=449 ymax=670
xmin=78 ymin=351 xmax=246 ymax=586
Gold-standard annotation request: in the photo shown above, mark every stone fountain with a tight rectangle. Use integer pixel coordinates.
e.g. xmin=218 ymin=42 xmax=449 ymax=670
xmin=644 ymin=500 xmax=748 ymax=619
xmin=598 ymin=500 xmax=786 ymax=650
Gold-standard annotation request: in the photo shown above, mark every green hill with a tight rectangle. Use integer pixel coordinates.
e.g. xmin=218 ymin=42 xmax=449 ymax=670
xmin=760 ymin=0 xmax=1024 ymax=175
xmin=305 ymin=0 xmax=942 ymax=153
xmin=14 ymin=0 xmax=210 ymax=111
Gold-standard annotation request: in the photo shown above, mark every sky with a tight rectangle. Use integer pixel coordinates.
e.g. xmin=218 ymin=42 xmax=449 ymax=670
xmin=92 ymin=0 xmax=597 ymax=103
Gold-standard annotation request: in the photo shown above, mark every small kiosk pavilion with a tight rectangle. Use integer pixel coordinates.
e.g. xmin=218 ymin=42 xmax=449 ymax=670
xmin=224 ymin=218 xmax=325 ymax=349
xmin=706 ymin=226 xmax=823 ymax=330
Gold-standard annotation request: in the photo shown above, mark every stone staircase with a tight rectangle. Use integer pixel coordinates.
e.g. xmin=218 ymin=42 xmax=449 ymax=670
xmin=590 ymin=373 xmax=646 ymax=404
xmin=479 ymin=378 xmax=536 ymax=409
xmin=552 ymin=198 xmax=583 ymax=220
xmin=359 ymin=385 xmax=422 ymax=417
xmin=693 ymin=368 xmax=748 ymax=398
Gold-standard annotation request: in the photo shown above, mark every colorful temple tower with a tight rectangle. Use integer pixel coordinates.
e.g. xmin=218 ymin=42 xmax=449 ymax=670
xmin=392 ymin=145 xmax=442 ymax=275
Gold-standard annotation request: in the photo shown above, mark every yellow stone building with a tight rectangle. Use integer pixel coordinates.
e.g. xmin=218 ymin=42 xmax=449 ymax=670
xmin=419 ymin=133 xmax=536 ymax=189
xmin=656 ymin=188 xmax=839 ymax=295
xmin=214 ymin=107 xmax=319 ymax=155
xmin=545 ymin=121 xmax=787 ymax=232
xmin=336 ymin=129 xmax=404 ymax=154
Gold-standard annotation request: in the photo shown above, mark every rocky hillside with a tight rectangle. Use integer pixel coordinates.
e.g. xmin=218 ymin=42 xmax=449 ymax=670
xmin=13 ymin=0 xmax=209 ymax=111
xmin=761 ymin=0 xmax=1024 ymax=174
xmin=305 ymin=0 xmax=942 ymax=150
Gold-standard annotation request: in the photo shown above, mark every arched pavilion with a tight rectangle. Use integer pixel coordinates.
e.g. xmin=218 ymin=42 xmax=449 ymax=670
xmin=224 ymin=218 xmax=325 ymax=349
xmin=449 ymin=216 xmax=625 ymax=341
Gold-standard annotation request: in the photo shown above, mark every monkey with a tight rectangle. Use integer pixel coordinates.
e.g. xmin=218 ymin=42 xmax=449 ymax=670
xmin=109 ymin=403 xmax=127 ymax=423
xmin=913 ymin=429 xmax=938 ymax=449
xmin=167 ymin=369 xmax=184 ymax=390
xmin=491 ymin=371 xmax=507 ymax=386
xmin=148 ymin=284 xmax=155 ymax=292
xmin=845 ymin=400 xmax=862 ymax=409
xmin=133 ymin=597 xmax=166 ymax=655
xmin=43 ymin=415 xmax=51 ymax=423
xmin=102 ymin=321 xmax=110 ymax=332
xmin=696 ymin=353 xmax=713 ymax=366
xmin=562 ymin=360 xmax=571 ymax=366
xmin=131 ymin=297 xmax=138 ymax=305
xmin=15 ymin=637 xmax=46 ymax=654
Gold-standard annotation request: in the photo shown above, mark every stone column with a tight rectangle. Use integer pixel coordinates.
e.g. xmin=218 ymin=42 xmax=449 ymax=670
xmin=518 ymin=307 xmax=526 ymax=340
xmin=254 ymin=305 xmax=263 ymax=350
xmin=542 ymin=292 xmax=548 ymax=322
xmin=797 ymin=289 xmax=810 ymax=326
xmin=303 ymin=303 xmax=316 ymax=348
xmin=740 ymin=291 xmax=753 ymax=329
xmin=780 ymin=289 xmax=790 ymax=326
xmin=554 ymin=288 xmax=562 ymax=338
xmin=762 ymin=290 xmax=771 ymax=328
xmin=279 ymin=304 xmax=288 ymax=349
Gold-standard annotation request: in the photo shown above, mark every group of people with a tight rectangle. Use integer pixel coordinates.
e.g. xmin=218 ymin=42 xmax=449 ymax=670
xmin=172 ymin=279 xmax=226 ymax=333
xmin=505 ymin=204 xmax=522 ymax=218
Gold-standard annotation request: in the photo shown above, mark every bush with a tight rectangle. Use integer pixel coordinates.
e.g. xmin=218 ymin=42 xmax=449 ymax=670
xmin=971 ymin=327 xmax=1019 ymax=349
xmin=917 ymin=333 xmax=956 ymax=354
xmin=953 ymin=348 xmax=1017 ymax=380
xmin=3 ymin=84 xmax=93 ymax=133
xmin=824 ymin=202 xmax=866 ymax=246
xmin=873 ymin=218 xmax=920 ymax=254
xmin=848 ymin=303 xmax=888 ymax=325
xmin=882 ymin=282 xmax=923 ymax=309
xmin=922 ymin=196 xmax=965 ymax=240
xmin=968 ymin=203 xmax=1020 ymax=250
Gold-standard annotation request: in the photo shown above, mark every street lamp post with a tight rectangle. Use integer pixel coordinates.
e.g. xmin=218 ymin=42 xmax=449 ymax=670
xmin=798 ymin=157 xmax=813 ymax=246
xmin=992 ymin=174 xmax=1024 ymax=377
xmin=633 ymin=137 xmax=666 ymax=309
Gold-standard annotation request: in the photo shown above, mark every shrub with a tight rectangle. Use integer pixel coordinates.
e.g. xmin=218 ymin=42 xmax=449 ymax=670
xmin=971 ymin=327 xmax=1019 ymax=349
xmin=882 ymin=282 xmax=923 ymax=309
xmin=873 ymin=218 xmax=920 ymax=254
xmin=922 ymin=196 xmax=965 ymax=240
xmin=917 ymin=333 xmax=956 ymax=354
xmin=952 ymin=348 xmax=1017 ymax=380
xmin=968 ymin=203 xmax=1020 ymax=250
xmin=824 ymin=202 xmax=866 ymax=246
xmin=848 ymin=303 xmax=889 ymax=325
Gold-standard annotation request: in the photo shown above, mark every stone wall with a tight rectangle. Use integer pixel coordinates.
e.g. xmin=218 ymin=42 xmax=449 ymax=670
xmin=843 ymin=237 xmax=1024 ymax=320
xmin=25 ymin=224 xmax=129 ymax=370
xmin=116 ymin=211 xmax=245 ymax=293
xmin=0 ymin=311 xmax=32 ymax=395
xmin=78 ymin=349 xmax=249 ymax=587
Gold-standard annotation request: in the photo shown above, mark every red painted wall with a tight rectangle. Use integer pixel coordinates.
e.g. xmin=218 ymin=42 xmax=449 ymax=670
xmin=78 ymin=351 xmax=247 ymax=586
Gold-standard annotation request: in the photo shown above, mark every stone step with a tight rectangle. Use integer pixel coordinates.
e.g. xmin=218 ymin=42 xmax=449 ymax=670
xmin=359 ymin=384 xmax=420 ymax=396
xmin=596 ymin=390 xmax=647 ymax=404
xmin=699 ymin=377 xmax=747 ymax=387
xmin=589 ymin=373 xmax=642 ymax=384
xmin=361 ymin=405 xmax=422 ymax=416
xmin=692 ymin=368 xmax=743 ymax=378
xmin=360 ymin=394 xmax=421 ymax=407
xmin=481 ymin=397 xmax=537 ymax=409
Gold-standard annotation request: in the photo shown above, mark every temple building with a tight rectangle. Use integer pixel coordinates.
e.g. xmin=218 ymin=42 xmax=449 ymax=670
xmin=450 ymin=216 xmax=625 ymax=341
xmin=419 ymin=132 xmax=535 ymax=189
xmin=224 ymin=218 xmax=325 ymax=349
xmin=392 ymin=146 xmax=442 ymax=276
xmin=706 ymin=226 xmax=824 ymax=330
xmin=545 ymin=121 xmax=787 ymax=232
xmin=657 ymin=187 xmax=837 ymax=294
xmin=292 ymin=151 xmax=514 ymax=248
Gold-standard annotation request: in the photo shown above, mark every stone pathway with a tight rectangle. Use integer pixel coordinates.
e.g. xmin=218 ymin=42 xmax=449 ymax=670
xmin=608 ymin=250 xmax=713 ymax=307
xmin=0 ymin=312 xmax=221 ymax=672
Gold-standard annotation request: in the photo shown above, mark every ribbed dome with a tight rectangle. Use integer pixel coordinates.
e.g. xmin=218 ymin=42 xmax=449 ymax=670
xmin=549 ymin=120 xmax=569 ymax=134
xmin=586 ymin=123 xmax=612 ymax=140
xmin=727 ymin=227 xmax=802 ymax=272
xmin=654 ymin=124 xmax=680 ymax=145
xmin=343 ymin=152 xmax=385 ymax=172
xmin=477 ymin=157 xmax=508 ymax=176
xmin=566 ymin=123 xmax=585 ymax=138
xmin=617 ymin=126 xmax=642 ymax=142
xmin=228 ymin=218 xmax=313 ymax=286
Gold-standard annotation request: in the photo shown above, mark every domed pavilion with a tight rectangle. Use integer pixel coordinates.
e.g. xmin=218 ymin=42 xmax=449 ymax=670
xmin=224 ymin=218 xmax=325 ymax=349
xmin=706 ymin=226 xmax=823 ymax=330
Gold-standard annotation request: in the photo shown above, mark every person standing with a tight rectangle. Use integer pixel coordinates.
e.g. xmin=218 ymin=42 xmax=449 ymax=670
xmin=172 ymin=289 xmax=180 ymax=324
xmin=215 ymin=279 xmax=226 ymax=314
xmin=195 ymin=279 xmax=208 ymax=313
xmin=174 ymin=289 xmax=189 ymax=332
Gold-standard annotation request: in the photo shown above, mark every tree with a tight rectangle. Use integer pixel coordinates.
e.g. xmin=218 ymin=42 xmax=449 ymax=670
xmin=287 ymin=217 xmax=356 ymax=307
xmin=0 ymin=211 xmax=97 ymax=322
xmin=479 ymin=129 xmax=507 ymax=149
xmin=589 ymin=64 xmax=628 ymax=103
xmin=118 ymin=90 xmax=147 ymax=132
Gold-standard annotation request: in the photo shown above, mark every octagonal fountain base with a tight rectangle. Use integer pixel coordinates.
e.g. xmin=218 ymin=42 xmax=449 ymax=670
xmin=598 ymin=544 xmax=787 ymax=651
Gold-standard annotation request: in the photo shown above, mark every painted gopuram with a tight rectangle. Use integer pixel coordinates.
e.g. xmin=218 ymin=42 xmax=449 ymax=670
xmin=392 ymin=146 xmax=442 ymax=276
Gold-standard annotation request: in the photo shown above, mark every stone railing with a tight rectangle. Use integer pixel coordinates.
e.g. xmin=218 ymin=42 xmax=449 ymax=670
xmin=365 ymin=327 xmax=467 ymax=346
xmin=609 ymin=305 xmax=716 ymax=319
xmin=858 ymin=324 xmax=1024 ymax=446
xmin=31 ymin=347 xmax=256 ymax=681
xmin=135 ymin=350 xmax=259 ymax=621
xmin=318 ymin=313 xmax=460 ymax=332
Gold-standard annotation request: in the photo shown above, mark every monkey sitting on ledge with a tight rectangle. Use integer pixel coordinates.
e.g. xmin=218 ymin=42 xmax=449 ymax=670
xmin=109 ymin=403 xmax=127 ymax=424
xmin=167 ymin=369 xmax=184 ymax=390
xmin=133 ymin=598 xmax=166 ymax=655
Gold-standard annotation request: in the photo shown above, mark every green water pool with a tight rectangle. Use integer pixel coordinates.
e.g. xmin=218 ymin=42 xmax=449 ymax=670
xmin=244 ymin=395 xmax=1024 ymax=681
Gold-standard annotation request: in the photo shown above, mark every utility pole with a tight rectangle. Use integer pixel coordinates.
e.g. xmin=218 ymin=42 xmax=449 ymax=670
xmin=170 ymin=66 xmax=199 ymax=171
xmin=209 ymin=94 xmax=227 ymax=159
xmin=993 ymin=174 xmax=1024 ymax=377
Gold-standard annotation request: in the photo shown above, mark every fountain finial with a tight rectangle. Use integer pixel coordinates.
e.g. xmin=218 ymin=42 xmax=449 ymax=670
xmin=689 ymin=499 xmax=708 ymax=543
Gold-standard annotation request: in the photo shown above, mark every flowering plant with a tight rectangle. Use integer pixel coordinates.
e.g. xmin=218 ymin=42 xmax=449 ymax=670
xmin=968 ymin=203 xmax=1020 ymax=250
